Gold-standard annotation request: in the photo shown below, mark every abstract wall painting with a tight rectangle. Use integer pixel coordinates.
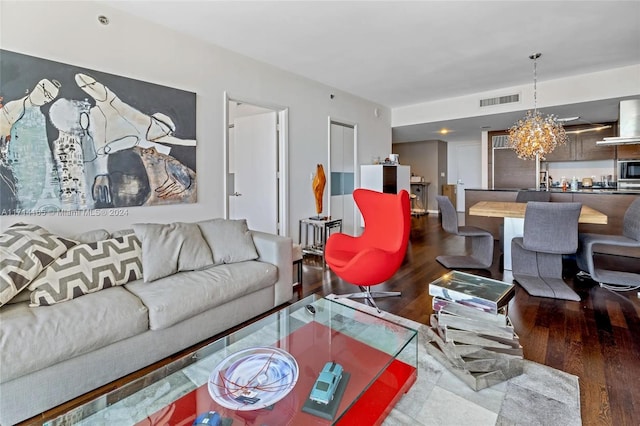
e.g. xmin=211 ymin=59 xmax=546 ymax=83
xmin=0 ymin=49 xmax=197 ymax=215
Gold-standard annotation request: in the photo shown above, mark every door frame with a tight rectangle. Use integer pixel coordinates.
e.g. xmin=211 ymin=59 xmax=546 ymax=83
xmin=327 ymin=117 xmax=358 ymax=234
xmin=223 ymin=92 xmax=289 ymax=236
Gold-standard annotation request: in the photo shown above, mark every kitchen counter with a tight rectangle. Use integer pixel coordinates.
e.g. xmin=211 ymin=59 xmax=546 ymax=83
xmin=464 ymin=188 xmax=640 ymax=260
xmin=470 ymin=187 xmax=640 ymax=195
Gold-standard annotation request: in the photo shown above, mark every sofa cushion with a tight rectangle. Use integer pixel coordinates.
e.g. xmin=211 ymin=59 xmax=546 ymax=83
xmin=133 ymin=222 xmax=214 ymax=282
xmin=0 ymin=287 xmax=149 ymax=383
xmin=0 ymin=223 xmax=75 ymax=307
xmin=125 ymin=261 xmax=277 ymax=330
xmin=197 ymin=219 xmax=258 ymax=264
xmin=28 ymin=233 xmax=143 ymax=306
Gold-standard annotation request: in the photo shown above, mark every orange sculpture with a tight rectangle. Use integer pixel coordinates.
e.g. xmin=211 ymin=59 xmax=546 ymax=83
xmin=312 ymin=164 xmax=326 ymax=217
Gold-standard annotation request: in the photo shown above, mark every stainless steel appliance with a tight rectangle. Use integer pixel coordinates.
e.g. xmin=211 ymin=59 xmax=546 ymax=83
xmin=618 ymin=159 xmax=640 ymax=189
xmin=597 ymin=99 xmax=640 ymax=145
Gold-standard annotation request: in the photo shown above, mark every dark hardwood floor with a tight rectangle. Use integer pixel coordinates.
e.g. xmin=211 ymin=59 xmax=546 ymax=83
xmin=23 ymin=215 xmax=639 ymax=425
xmin=303 ymin=214 xmax=640 ymax=426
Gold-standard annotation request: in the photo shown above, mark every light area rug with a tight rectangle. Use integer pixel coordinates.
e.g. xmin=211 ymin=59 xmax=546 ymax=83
xmin=71 ymin=295 xmax=581 ymax=426
xmin=324 ymin=296 xmax=582 ymax=426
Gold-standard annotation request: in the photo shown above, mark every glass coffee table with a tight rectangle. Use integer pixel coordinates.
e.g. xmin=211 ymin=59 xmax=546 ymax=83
xmin=46 ymin=295 xmax=417 ymax=425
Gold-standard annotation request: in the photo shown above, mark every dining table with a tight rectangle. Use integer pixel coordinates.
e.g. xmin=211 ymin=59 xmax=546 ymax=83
xmin=468 ymin=201 xmax=608 ymax=270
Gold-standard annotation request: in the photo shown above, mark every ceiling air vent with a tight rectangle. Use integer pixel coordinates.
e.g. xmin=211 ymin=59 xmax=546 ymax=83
xmin=480 ymin=93 xmax=520 ymax=108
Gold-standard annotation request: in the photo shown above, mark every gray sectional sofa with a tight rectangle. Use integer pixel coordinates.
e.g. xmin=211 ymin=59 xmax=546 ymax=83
xmin=0 ymin=221 xmax=293 ymax=425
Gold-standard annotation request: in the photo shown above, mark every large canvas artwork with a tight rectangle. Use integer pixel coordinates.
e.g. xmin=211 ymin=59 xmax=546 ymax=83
xmin=0 ymin=50 xmax=197 ymax=215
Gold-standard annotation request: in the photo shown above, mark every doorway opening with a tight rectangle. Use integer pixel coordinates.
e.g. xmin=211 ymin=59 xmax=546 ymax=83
xmin=224 ymin=93 xmax=289 ymax=236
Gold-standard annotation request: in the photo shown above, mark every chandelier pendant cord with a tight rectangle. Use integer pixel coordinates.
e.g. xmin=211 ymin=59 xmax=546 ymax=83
xmin=530 ymin=51 xmax=541 ymax=113
xmin=507 ymin=52 xmax=568 ymax=162
xmin=533 ymin=56 xmax=537 ymax=112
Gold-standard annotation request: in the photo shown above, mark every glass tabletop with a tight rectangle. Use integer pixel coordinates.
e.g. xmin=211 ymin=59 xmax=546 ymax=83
xmin=46 ymin=295 xmax=417 ymax=425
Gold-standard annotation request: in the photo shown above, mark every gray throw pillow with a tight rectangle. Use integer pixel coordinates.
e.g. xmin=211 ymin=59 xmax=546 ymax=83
xmin=4 ymin=287 xmax=32 ymax=305
xmin=0 ymin=223 xmax=76 ymax=306
xmin=132 ymin=222 xmax=214 ymax=282
xmin=28 ymin=233 xmax=143 ymax=306
xmin=197 ymin=218 xmax=258 ymax=264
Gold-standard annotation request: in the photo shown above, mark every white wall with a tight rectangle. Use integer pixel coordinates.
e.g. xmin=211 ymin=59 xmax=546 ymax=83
xmin=0 ymin=1 xmax=391 ymax=238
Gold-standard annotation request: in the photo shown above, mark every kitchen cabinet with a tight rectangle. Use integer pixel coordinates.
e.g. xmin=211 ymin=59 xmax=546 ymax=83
xmin=617 ymin=144 xmax=640 ymax=159
xmin=489 ymin=125 xmax=619 ymax=192
xmin=492 ymin=148 xmax=536 ymax=189
xmin=489 ymin=130 xmax=536 ymax=189
xmin=543 ymin=124 xmax=616 ymax=161
xmin=543 ymin=133 xmax=576 ymax=162
xmin=577 ymin=130 xmax=616 ymax=160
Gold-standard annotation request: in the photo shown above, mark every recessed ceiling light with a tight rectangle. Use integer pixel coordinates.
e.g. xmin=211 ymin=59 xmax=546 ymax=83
xmin=98 ymin=15 xmax=109 ymax=25
xmin=481 ymin=126 xmax=491 ymax=129
xmin=439 ymin=128 xmax=449 ymax=135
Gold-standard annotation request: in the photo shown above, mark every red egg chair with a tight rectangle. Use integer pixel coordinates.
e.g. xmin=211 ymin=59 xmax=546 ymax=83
xmin=325 ymin=188 xmax=411 ymax=312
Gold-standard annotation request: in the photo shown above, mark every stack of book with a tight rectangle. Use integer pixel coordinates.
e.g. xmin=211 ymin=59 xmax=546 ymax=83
xmin=425 ymin=271 xmax=523 ymax=390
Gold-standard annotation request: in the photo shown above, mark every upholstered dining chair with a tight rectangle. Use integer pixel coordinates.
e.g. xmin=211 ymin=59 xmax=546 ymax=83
xmin=576 ymin=197 xmax=640 ymax=292
xmin=435 ymin=195 xmax=494 ymax=269
xmin=511 ymin=202 xmax=582 ymax=301
xmin=325 ymin=188 xmax=410 ymax=312
xmin=498 ymin=190 xmax=552 ymax=262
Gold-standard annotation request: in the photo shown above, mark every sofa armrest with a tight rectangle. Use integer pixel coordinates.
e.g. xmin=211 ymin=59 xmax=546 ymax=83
xmin=251 ymin=231 xmax=293 ymax=305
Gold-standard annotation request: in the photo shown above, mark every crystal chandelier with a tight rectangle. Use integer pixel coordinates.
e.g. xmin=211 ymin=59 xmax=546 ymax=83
xmin=508 ymin=53 xmax=568 ymax=160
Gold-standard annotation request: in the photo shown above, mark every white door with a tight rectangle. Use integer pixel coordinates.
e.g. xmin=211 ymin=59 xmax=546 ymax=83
xmin=455 ymin=144 xmax=482 ymax=212
xmin=229 ymin=111 xmax=278 ymax=234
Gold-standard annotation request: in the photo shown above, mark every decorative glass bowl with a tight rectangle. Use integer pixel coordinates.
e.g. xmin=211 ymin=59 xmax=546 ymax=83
xmin=208 ymin=346 xmax=299 ymax=411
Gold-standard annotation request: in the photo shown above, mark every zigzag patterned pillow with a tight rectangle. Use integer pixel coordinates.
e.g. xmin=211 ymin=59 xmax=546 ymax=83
xmin=29 ymin=233 xmax=143 ymax=306
xmin=0 ymin=223 xmax=76 ymax=306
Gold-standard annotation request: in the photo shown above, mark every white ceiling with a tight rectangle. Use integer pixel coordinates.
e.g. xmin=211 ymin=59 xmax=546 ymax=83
xmin=104 ymin=1 xmax=640 ymax=142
